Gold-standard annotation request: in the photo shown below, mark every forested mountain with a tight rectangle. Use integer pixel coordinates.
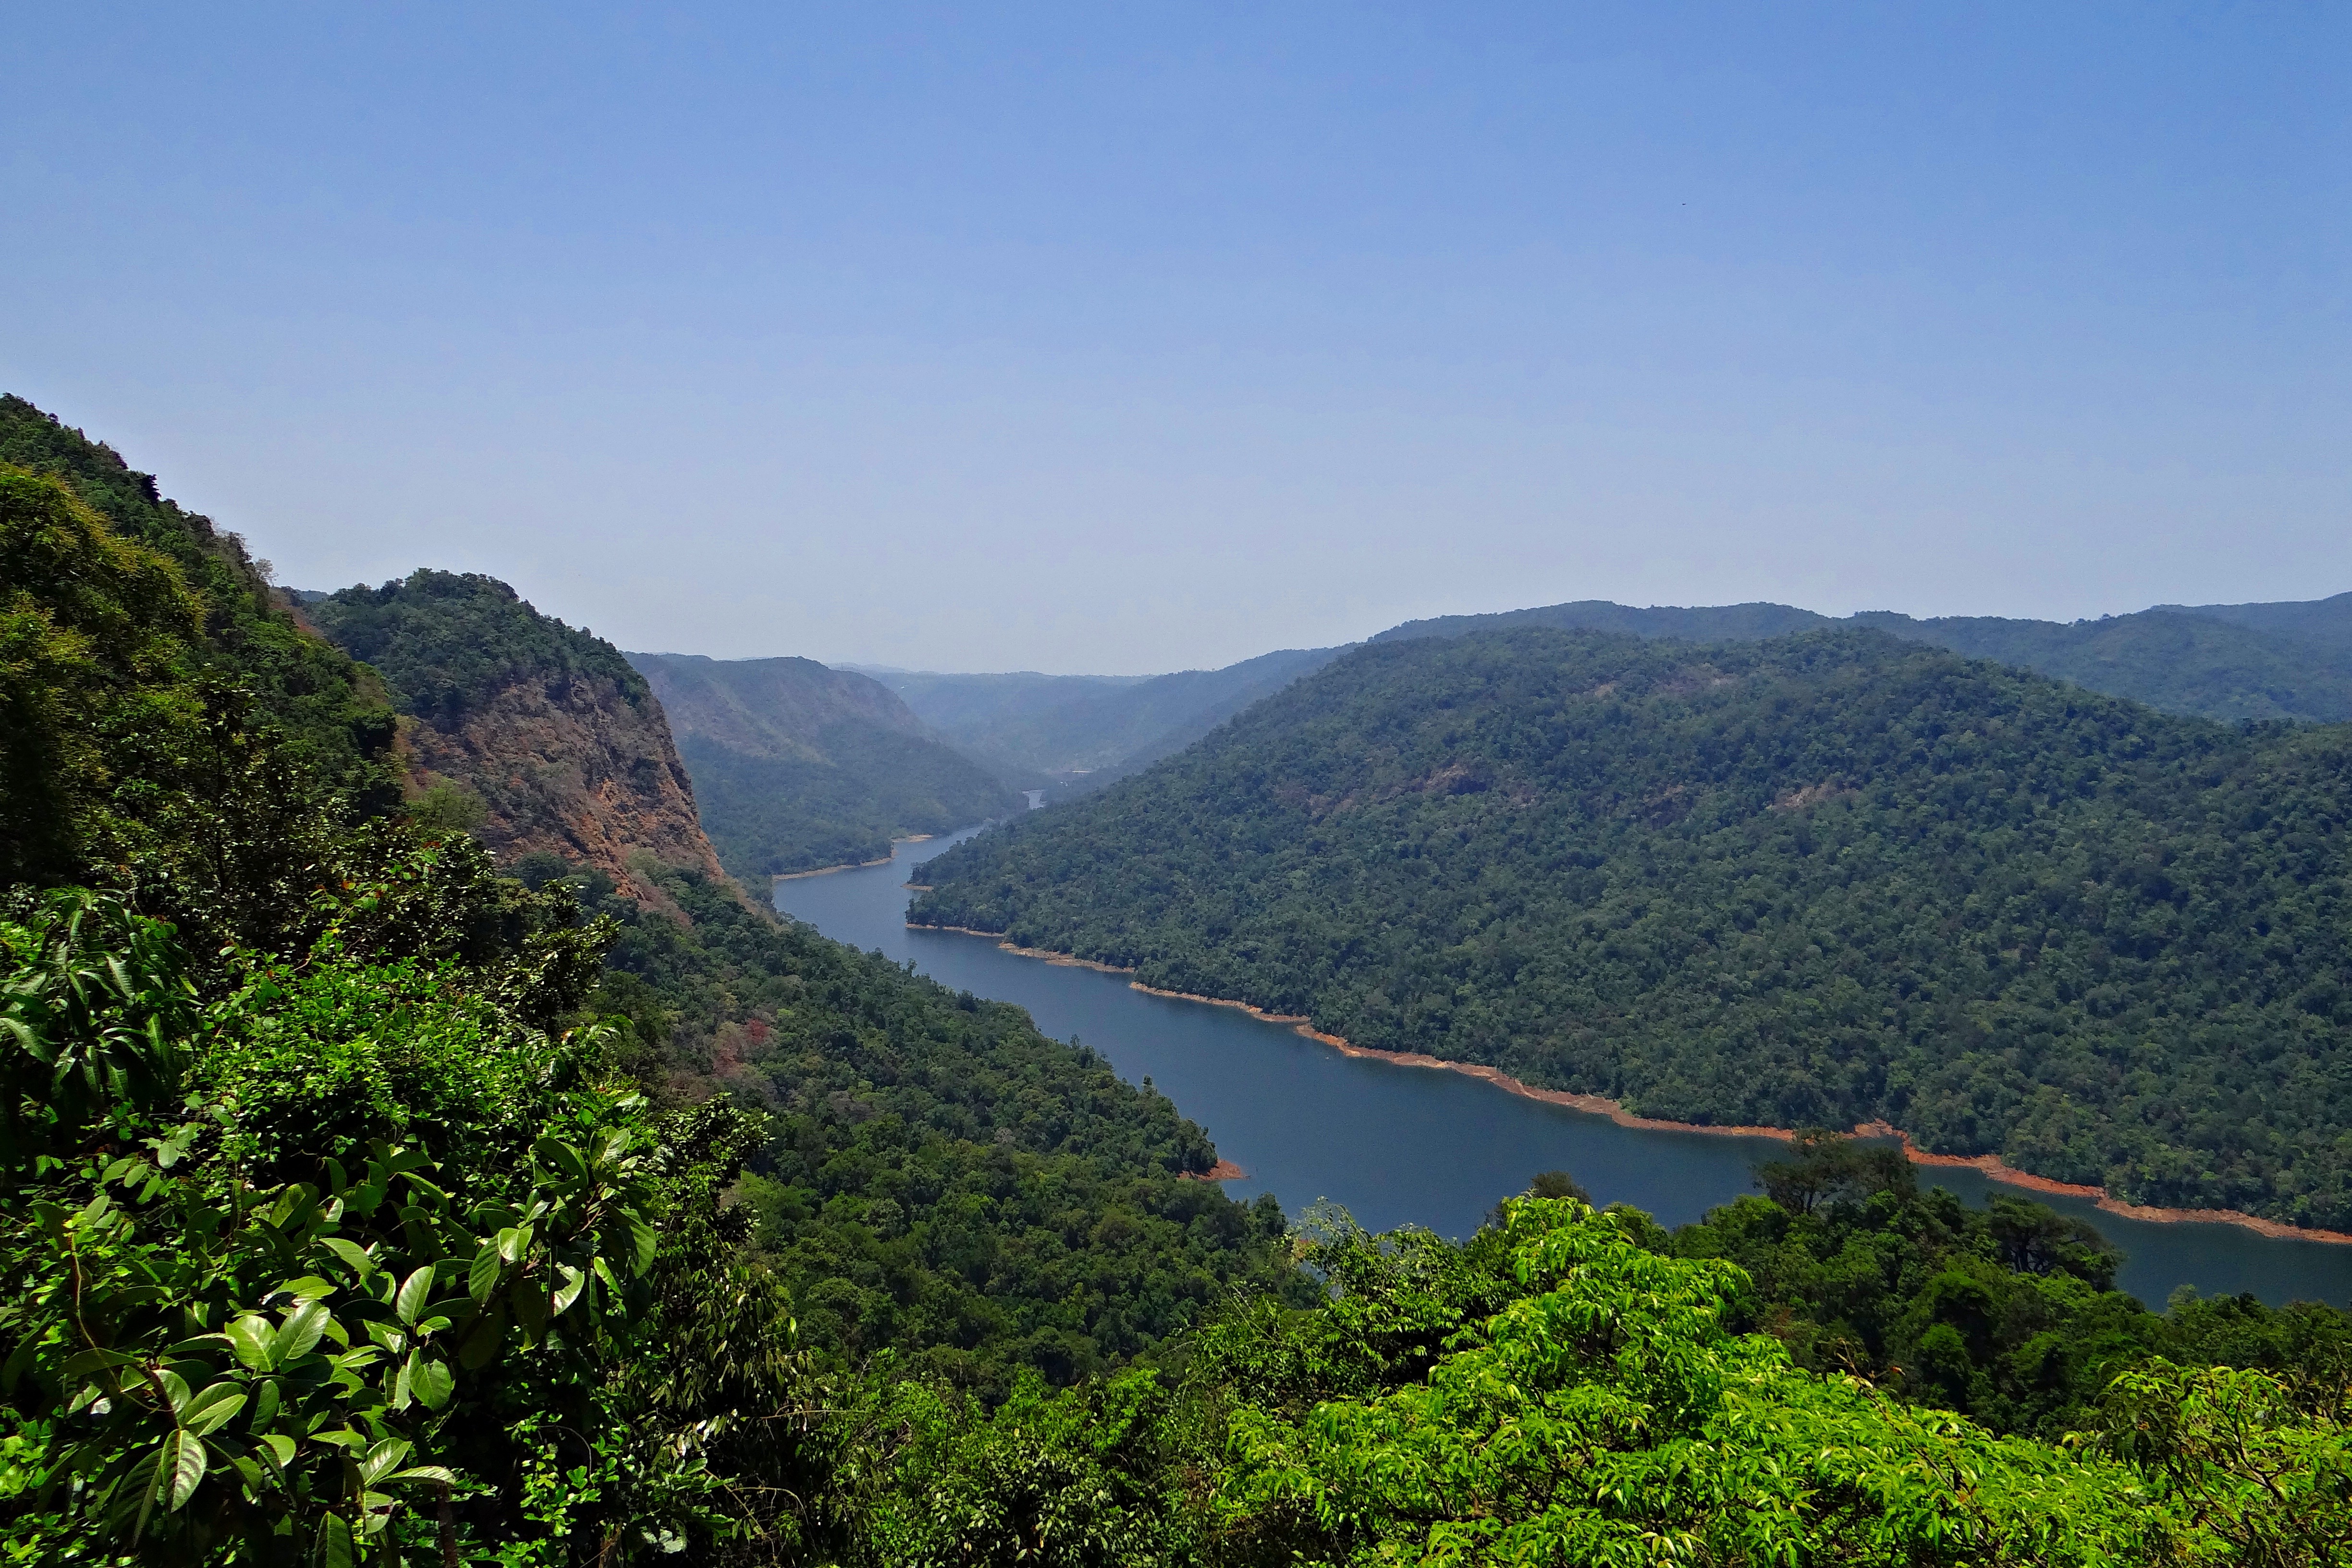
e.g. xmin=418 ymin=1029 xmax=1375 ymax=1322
xmin=915 ymin=625 xmax=2352 ymax=1230
xmin=628 ymin=652 xmax=1020 ymax=880
xmin=0 ymin=395 xmax=398 ymax=811
xmin=1374 ymin=594 xmax=2352 ymax=723
xmin=868 ymin=645 xmax=1346 ymax=795
xmin=9 ymin=395 xmax=2352 ymax=1562
xmin=304 ymin=571 xmax=728 ymax=890
xmin=2169 ymin=589 xmax=2352 ymax=657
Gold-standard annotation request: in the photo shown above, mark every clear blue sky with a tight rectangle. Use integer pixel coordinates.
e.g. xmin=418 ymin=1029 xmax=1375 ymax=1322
xmin=7 ymin=4 xmax=2345 ymax=672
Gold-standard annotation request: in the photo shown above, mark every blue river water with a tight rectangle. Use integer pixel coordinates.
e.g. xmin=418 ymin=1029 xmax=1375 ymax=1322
xmin=776 ymin=827 xmax=2352 ymax=1310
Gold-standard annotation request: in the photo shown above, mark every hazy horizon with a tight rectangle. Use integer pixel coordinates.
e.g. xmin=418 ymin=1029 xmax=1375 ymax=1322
xmin=9 ymin=5 xmax=2345 ymax=674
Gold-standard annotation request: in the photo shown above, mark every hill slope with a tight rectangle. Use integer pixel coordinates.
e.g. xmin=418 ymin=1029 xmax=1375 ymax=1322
xmin=305 ymin=571 xmax=726 ymax=887
xmin=1375 ymin=596 xmax=2352 ymax=723
xmin=627 ymin=652 xmax=1021 ymax=881
xmin=914 ymin=626 xmax=2352 ymax=1228
xmin=2169 ymin=589 xmax=2352 ymax=658
xmin=0 ymin=395 xmax=396 ymax=794
xmin=870 ymin=645 xmax=1346 ymax=793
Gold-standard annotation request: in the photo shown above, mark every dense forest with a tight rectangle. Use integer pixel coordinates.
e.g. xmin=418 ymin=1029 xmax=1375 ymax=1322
xmin=1373 ymin=593 xmax=2352 ymax=724
xmin=915 ymin=626 xmax=2352 ymax=1228
xmin=628 ymin=652 xmax=1018 ymax=881
xmin=7 ymin=397 xmax=2352 ymax=1562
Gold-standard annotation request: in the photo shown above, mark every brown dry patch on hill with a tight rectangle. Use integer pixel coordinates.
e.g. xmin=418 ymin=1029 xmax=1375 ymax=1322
xmin=1771 ymin=780 xmax=1860 ymax=812
xmin=402 ymin=671 xmax=726 ymax=891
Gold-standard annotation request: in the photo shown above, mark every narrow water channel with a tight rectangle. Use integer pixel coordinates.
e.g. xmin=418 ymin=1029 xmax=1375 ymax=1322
xmin=777 ymin=826 xmax=2352 ymax=1310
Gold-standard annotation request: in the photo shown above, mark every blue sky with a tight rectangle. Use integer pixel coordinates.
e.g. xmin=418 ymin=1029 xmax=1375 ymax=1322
xmin=7 ymin=4 xmax=2345 ymax=671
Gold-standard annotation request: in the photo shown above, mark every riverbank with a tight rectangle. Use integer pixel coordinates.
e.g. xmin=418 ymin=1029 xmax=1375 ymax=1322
xmin=772 ymin=834 xmax=939 ymax=882
xmin=912 ymin=921 xmax=2352 ymax=1247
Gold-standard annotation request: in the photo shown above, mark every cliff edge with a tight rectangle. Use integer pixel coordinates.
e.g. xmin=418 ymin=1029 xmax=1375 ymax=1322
xmin=304 ymin=572 xmax=726 ymax=887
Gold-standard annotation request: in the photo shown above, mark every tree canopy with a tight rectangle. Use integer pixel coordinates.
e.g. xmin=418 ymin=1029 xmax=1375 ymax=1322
xmin=915 ymin=626 xmax=2352 ymax=1228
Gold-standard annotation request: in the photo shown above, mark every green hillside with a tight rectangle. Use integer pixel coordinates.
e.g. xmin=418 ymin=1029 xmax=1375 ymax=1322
xmin=1374 ymin=595 xmax=2352 ymax=723
xmin=0 ymin=394 xmax=396 ymax=804
xmin=629 ymin=652 xmax=1021 ymax=879
xmin=2171 ymin=589 xmax=2352 ymax=658
xmin=915 ymin=626 xmax=2352 ymax=1229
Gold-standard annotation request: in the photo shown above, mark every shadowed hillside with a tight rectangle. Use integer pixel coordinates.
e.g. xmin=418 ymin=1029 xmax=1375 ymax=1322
xmin=629 ymin=651 xmax=1020 ymax=881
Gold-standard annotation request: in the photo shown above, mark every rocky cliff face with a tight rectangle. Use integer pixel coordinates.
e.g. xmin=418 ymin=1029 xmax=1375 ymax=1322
xmin=304 ymin=572 xmax=726 ymax=889
xmin=394 ymin=667 xmax=724 ymax=883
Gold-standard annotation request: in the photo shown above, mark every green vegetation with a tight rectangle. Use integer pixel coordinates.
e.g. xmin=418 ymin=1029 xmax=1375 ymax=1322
xmin=630 ymin=653 xmax=1020 ymax=879
xmin=1373 ymin=593 xmax=2352 ymax=724
xmin=518 ymin=850 xmax=1308 ymax=1394
xmin=1683 ymin=1134 xmax=2352 ymax=1439
xmin=0 ymin=396 xmax=396 ymax=794
xmin=914 ymin=626 xmax=2352 ymax=1227
xmin=306 ymin=573 xmax=649 ymax=733
xmin=1862 ymin=609 xmax=2352 ymax=725
xmin=9 ymin=400 xmax=2352 ymax=1562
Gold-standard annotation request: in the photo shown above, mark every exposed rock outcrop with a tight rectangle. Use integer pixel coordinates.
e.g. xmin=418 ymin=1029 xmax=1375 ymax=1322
xmin=304 ymin=572 xmax=726 ymax=889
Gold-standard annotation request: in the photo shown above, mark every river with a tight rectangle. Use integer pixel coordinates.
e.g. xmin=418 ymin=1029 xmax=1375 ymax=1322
xmin=776 ymin=826 xmax=2352 ymax=1309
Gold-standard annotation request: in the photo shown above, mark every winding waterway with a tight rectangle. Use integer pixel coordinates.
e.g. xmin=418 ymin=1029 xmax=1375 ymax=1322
xmin=777 ymin=827 xmax=2352 ymax=1309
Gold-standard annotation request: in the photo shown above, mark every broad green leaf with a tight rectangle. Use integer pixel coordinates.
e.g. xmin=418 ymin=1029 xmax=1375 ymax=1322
xmin=155 ymin=1367 xmax=191 ymax=1414
xmin=625 ymin=1213 xmax=657 ymax=1275
xmin=358 ymin=1437 xmax=411 ymax=1485
xmin=363 ymin=1320 xmax=406 ymax=1353
xmin=0 ymin=1332 xmax=41 ymax=1394
xmin=467 ymin=1245 xmax=503 ymax=1304
xmin=224 ymin=1316 xmax=273 ymax=1371
xmin=61 ymin=1346 xmax=138 ymax=1378
xmin=394 ymin=1265 xmax=434 ymax=1326
xmin=410 ymin=1356 xmax=454 ymax=1410
xmin=183 ymin=1382 xmax=247 ymax=1435
xmin=272 ymin=1299 xmax=332 ymax=1365
xmin=496 ymin=1224 xmax=533 ymax=1265
xmin=511 ymin=1276 xmax=550 ymax=1339
xmin=258 ymin=1433 xmax=296 ymax=1471
xmin=534 ymin=1136 xmax=588 ymax=1184
xmin=270 ymin=1275 xmax=335 ymax=1302
xmin=551 ymin=1264 xmax=588 ymax=1316
xmin=157 ymin=1427 xmax=207 ymax=1512
xmin=458 ymin=1308 xmax=504 ymax=1371
xmin=316 ymin=1510 xmax=355 ymax=1568
xmin=319 ymin=1237 xmax=374 ymax=1278
xmin=388 ymin=1465 xmax=461 ymax=1485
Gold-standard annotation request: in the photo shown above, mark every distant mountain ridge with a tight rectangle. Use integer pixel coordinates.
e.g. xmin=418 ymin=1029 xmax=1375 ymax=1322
xmin=628 ymin=652 xmax=1020 ymax=881
xmin=868 ymin=646 xmax=1348 ymax=794
xmin=302 ymin=571 xmax=726 ymax=890
xmin=1375 ymin=595 xmax=2352 ymax=723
